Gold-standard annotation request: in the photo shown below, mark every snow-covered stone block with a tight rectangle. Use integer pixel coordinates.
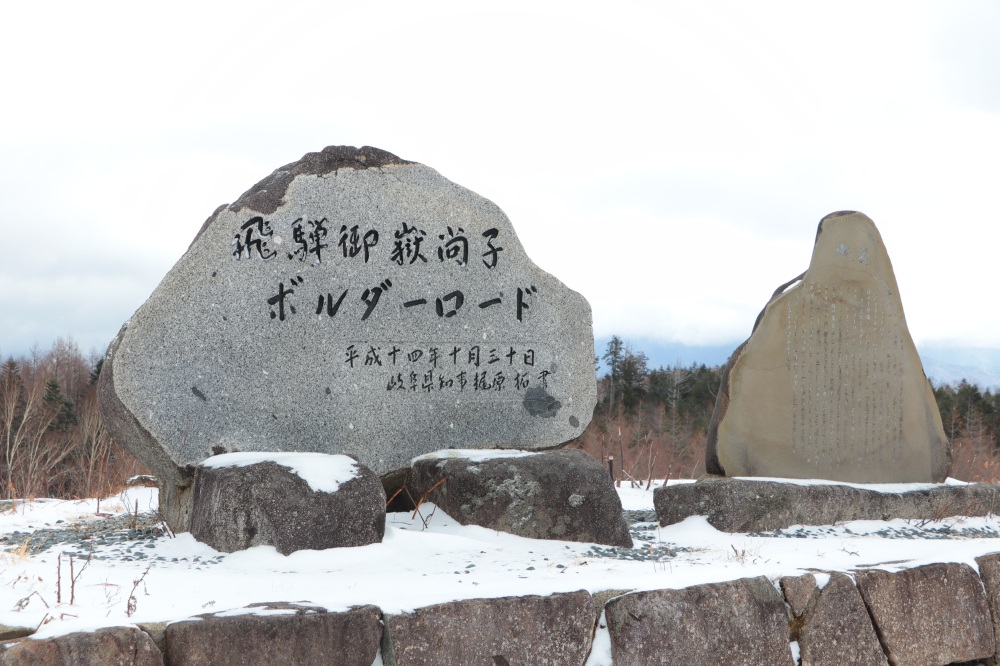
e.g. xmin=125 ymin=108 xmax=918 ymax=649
xmin=189 ymin=452 xmax=385 ymax=554
xmin=855 ymin=563 xmax=994 ymax=665
xmin=381 ymin=591 xmax=593 ymax=666
xmin=164 ymin=603 xmax=381 ymax=666
xmin=407 ymin=448 xmax=631 ymax=547
xmin=0 ymin=626 xmax=163 ymax=665
xmin=655 ymin=476 xmax=1000 ymax=532
xmin=605 ymin=577 xmax=793 ymax=665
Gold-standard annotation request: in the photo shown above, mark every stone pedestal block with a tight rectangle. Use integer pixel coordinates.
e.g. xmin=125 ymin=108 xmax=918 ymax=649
xmin=381 ymin=591 xmax=594 ymax=666
xmin=0 ymin=627 xmax=162 ymax=666
xmin=655 ymin=477 xmax=1000 ymax=532
xmin=189 ymin=452 xmax=385 ymax=554
xmin=855 ymin=562 xmax=994 ymax=665
xmin=164 ymin=603 xmax=381 ymax=666
xmin=798 ymin=573 xmax=888 ymax=666
xmin=408 ymin=448 xmax=631 ymax=547
xmin=605 ymin=577 xmax=794 ymax=665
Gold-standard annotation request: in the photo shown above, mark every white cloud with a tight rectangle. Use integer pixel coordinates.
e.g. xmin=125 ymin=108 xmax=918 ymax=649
xmin=1 ymin=1 xmax=999 ymax=358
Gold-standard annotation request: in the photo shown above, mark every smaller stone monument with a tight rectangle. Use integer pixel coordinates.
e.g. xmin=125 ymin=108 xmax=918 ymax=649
xmin=706 ymin=211 xmax=949 ymax=483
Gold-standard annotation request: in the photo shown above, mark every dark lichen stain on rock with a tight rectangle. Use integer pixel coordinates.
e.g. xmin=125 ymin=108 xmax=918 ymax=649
xmin=569 ymin=415 xmax=580 ymax=428
xmin=191 ymin=386 xmax=207 ymax=402
xmin=228 ymin=146 xmax=412 ymax=215
xmin=188 ymin=146 xmax=413 ymax=246
xmin=523 ymin=387 xmax=562 ymax=418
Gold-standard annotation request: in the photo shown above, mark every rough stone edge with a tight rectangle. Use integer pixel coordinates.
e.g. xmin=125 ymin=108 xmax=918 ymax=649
xmin=380 ymin=590 xmax=595 ymax=666
xmin=9 ymin=564 xmax=1000 ymax=662
xmin=796 ymin=572 xmax=889 ymax=666
xmin=704 ymin=341 xmax=744 ymax=476
xmin=591 ymin=589 xmax=634 ymax=627
xmin=705 ymin=274 xmax=799 ymax=475
xmin=0 ymin=625 xmax=164 ymax=664
xmin=977 ymin=552 xmax=1000 ymax=666
xmin=97 ymin=326 xmax=194 ymax=532
xmin=655 ymin=477 xmax=1000 ymax=532
xmin=604 ymin=575 xmax=793 ymax=665
xmin=0 ymin=625 xmax=34 ymax=642
xmin=161 ymin=602 xmax=383 ymax=666
xmin=854 ymin=562 xmax=996 ymax=665
xmin=136 ymin=622 xmax=168 ymax=655
xmin=188 ymin=458 xmax=386 ymax=555
xmin=190 ymin=145 xmax=413 ymax=247
xmin=407 ymin=449 xmax=633 ymax=548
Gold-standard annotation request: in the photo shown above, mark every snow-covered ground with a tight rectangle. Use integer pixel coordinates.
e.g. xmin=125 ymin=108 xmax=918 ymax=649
xmin=2 ymin=479 xmax=1000 ymax=650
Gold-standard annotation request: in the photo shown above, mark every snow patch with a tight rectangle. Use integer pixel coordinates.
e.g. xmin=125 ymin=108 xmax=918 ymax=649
xmin=4 ymin=479 xmax=1000 ymax=639
xmin=584 ymin=609 xmax=612 ymax=665
xmin=208 ymin=606 xmax=309 ymax=619
xmin=200 ymin=452 xmax=359 ymax=494
xmin=28 ymin=620 xmax=139 ymax=641
xmin=411 ymin=449 xmax=541 ymax=464
xmin=733 ymin=476 xmax=967 ymax=493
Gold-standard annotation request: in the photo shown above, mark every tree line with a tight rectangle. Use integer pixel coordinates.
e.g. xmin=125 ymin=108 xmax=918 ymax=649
xmin=569 ymin=336 xmax=722 ymax=483
xmin=0 ymin=338 xmax=144 ymax=500
xmin=2 ymin=336 xmax=999 ymax=501
xmin=570 ymin=335 xmax=1000 ymax=484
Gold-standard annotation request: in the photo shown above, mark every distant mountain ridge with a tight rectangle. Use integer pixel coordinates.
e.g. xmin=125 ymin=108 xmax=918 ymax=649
xmin=594 ymin=336 xmax=1000 ymax=390
xmin=919 ymin=346 xmax=1000 ymax=390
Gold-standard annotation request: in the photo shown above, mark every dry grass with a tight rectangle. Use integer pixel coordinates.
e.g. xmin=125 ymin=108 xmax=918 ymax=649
xmin=573 ymin=411 xmax=1000 ymax=485
xmin=950 ymin=435 xmax=1000 ymax=483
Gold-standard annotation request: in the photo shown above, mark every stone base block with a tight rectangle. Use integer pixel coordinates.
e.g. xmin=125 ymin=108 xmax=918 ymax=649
xmin=655 ymin=477 xmax=1000 ymax=532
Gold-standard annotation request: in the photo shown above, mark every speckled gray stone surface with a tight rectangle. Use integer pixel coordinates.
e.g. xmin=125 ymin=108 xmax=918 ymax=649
xmin=99 ymin=146 xmax=597 ymax=521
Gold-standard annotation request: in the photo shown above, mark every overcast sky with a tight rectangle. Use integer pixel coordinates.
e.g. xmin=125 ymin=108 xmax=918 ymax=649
xmin=2 ymin=1 xmax=999 ymax=361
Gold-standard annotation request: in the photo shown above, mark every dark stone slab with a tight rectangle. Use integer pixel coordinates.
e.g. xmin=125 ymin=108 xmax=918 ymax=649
xmin=189 ymin=453 xmax=385 ymax=554
xmin=98 ymin=145 xmax=597 ymax=532
xmin=163 ymin=603 xmax=381 ymax=666
xmin=655 ymin=476 xmax=1000 ymax=532
xmin=605 ymin=577 xmax=793 ymax=665
xmin=855 ymin=563 xmax=994 ymax=665
xmin=408 ymin=449 xmax=631 ymax=547
xmin=0 ymin=626 xmax=163 ymax=665
xmin=798 ymin=573 xmax=888 ymax=666
xmin=0 ymin=625 xmax=33 ymax=643
xmin=381 ymin=591 xmax=593 ymax=666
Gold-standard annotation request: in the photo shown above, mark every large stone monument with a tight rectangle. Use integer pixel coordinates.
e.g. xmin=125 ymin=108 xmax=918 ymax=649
xmin=706 ymin=211 xmax=949 ymax=483
xmin=98 ymin=146 xmax=597 ymax=531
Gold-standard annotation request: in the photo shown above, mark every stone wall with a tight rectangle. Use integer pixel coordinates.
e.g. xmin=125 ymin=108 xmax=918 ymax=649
xmin=8 ymin=556 xmax=1000 ymax=665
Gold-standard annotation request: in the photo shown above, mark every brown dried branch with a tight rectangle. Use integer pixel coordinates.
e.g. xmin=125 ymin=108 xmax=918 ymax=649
xmin=411 ymin=476 xmax=448 ymax=521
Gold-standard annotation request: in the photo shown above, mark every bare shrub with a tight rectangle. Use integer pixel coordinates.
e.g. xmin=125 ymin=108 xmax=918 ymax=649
xmin=1 ymin=340 xmax=148 ymax=501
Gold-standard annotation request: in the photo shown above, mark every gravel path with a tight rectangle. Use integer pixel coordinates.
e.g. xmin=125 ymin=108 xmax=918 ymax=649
xmin=6 ymin=507 xmax=983 ymax=567
xmin=0 ymin=513 xmax=168 ymax=559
